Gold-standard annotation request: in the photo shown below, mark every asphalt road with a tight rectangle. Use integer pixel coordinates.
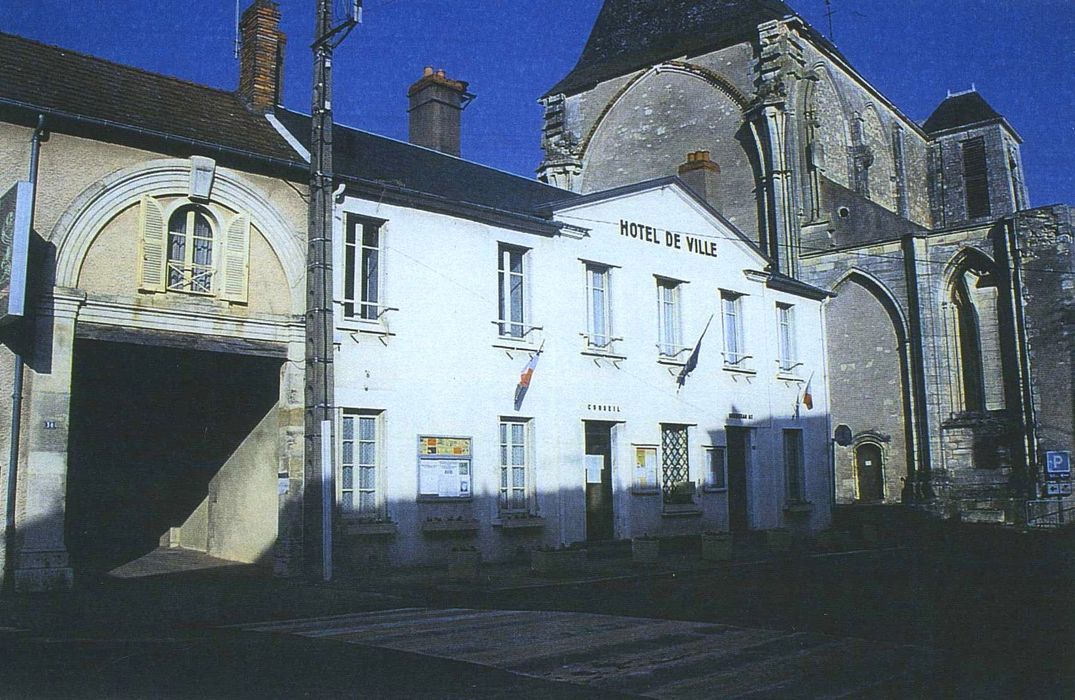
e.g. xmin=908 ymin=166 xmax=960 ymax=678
xmin=1 ymin=528 xmax=1072 ymax=698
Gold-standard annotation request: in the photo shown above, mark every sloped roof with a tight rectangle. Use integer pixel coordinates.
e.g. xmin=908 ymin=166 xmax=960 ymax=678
xmin=922 ymin=91 xmax=1006 ymax=134
xmin=545 ymin=0 xmax=834 ymax=97
xmin=273 ymin=109 xmax=575 ymax=217
xmin=0 ymin=31 xmax=299 ymax=163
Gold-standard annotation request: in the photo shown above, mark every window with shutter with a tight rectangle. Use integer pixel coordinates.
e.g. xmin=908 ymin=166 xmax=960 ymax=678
xmin=137 ymin=196 xmax=167 ymax=292
xmin=220 ymin=214 xmax=250 ymax=304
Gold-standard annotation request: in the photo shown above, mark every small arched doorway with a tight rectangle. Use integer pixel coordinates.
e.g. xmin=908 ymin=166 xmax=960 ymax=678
xmin=855 ymin=442 xmax=885 ymax=502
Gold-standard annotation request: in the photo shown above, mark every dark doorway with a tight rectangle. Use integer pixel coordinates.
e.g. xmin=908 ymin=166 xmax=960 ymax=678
xmin=65 ymin=338 xmax=281 ymax=573
xmin=584 ymin=421 xmax=615 ymax=541
xmin=727 ymin=427 xmax=751 ymax=533
xmin=855 ymin=443 xmax=885 ymax=502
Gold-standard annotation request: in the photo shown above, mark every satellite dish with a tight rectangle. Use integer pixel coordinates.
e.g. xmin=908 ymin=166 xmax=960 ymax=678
xmin=834 ymin=424 xmax=853 ymax=447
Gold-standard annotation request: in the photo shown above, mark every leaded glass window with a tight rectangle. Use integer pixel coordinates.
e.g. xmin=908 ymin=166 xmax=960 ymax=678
xmin=661 ymin=424 xmax=690 ymax=503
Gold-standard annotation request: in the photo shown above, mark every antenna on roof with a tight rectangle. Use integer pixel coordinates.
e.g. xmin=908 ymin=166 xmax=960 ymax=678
xmin=234 ymin=0 xmax=241 ymax=60
xmin=824 ymin=0 xmax=836 ymax=42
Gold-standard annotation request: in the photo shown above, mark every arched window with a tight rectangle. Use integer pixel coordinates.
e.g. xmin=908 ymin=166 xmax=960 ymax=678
xmin=167 ymin=205 xmax=214 ymax=293
xmin=948 ymin=254 xmax=1005 ymax=413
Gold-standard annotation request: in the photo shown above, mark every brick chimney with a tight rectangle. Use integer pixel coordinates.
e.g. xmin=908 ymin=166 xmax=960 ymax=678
xmin=678 ymin=151 xmax=722 ymax=212
xmin=238 ymin=0 xmax=286 ymax=113
xmin=408 ymin=67 xmax=472 ymax=157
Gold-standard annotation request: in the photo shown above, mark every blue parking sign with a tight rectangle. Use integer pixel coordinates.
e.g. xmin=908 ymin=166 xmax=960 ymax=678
xmin=1046 ymin=451 xmax=1071 ymax=475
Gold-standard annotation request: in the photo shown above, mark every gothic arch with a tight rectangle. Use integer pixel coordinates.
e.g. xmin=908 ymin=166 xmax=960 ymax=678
xmin=51 ymin=158 xmax=304 ymax=314
xmin=861 ymin=104 xmax=896 ymax=211
xmin=827 ymin=269 xmax=915 ymax=503
xmin=830 ymin=268 xmax=910 ymax=345
xmin=577 ymin=62 xmax=750 ymax=158
xmin=800 ymin=64 xmax=854 ymax=215
xmin=577 ymin=63 xmax=761 ymax=239
xmin=943 ymin=248 xmax=1005 ymax=413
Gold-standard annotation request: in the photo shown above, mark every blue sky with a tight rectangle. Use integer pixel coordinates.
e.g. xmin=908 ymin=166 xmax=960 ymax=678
xmin=3 ymin=1 xmax=1072 ymax=206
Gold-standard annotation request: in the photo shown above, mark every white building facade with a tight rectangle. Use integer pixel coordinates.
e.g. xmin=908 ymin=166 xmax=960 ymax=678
xmin=330 ymin=176 xmax=833 ymax=568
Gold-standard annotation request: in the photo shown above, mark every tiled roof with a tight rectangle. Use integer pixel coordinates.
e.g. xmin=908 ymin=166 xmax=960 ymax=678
xmin=545 ymin=0 xmax=837 ymax=97
xmin=922 ymin=91 xmax=1006 ymax=134
xmin=0 ymin=31 xmax=299 ymax=163
xmin=274 ymin=109 xmax=575 ymax=217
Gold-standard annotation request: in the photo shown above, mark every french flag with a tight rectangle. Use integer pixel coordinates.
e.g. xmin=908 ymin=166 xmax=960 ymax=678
xmin=802 ymin=373 xmax=814 ymax=410
xmin=514 ymin=347 xmax=543 ymax=409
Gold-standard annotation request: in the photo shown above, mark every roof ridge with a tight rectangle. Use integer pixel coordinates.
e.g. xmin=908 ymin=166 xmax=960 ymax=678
xmin=277 ymin=107 xmax=569 ymax=194
xmin=0 ymin=30 xmax=243 ymax=103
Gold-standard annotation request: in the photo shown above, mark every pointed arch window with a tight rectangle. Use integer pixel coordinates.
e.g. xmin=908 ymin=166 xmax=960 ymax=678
xmin=949 ymin=256 xmax=1005 ymax=413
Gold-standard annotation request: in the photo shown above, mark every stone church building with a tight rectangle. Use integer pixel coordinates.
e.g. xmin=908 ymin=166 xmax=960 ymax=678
xmin=538 ymin=0 xmax=1074 ymax=524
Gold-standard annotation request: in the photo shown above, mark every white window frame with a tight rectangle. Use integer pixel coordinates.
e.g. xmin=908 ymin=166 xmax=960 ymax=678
xmin=585 ymin=263 xmax=614 ymax=350
xmin=343 ymin=215 xmax=385 ymax=320
xmin=721 ymin=291 xmax=747 ymax=367
xmin=783 ymin=428 xmax=806 ymax=503
xmin=703 ymin=446 xmax=727 ymax=492
xmin=339 ymin=410 xmax=385 ymax=519
xmin=166 ymin=204 xmax=217 ymax=295
xmin=499 ymin=418 xmax=533 ymax=514
xmin=777 ymin=303 xmax=799 ymax=373
xmin=657 ymin=278 xmax=684 ymax=358
xmin=498 ymin=244 xmax=530 ymax=339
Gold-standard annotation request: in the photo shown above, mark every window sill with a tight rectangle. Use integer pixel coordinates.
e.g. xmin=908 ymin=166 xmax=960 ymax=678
xmin=657 ymin=356 xmax=688 ymax=368
xmin=493 ymin=338 xmax=540 ymax=353
xmin=582 ymin=348 xmax=627 ymax=361
xmin=783 ymin=501 xmax=814 ymax=514
xmin=421 ymin=519 xmax=481 ymax=535
xmin=776 ymin=372 xmax=804 ymax=383
xmin=340 ymin=520 xmax=398 ymax=537
xmin=661 ymin=504 xmax=704 ymax=518
xmin=417 ymin=496 xmax=473 ymax=504
xmin=338 ymin=318 xmax=393 ymax=336
xmin=492 ymin=515 xmax=545 ymax=530
xmin=631 ymin=487 xmax=662 ymax=496
xmin=722 ymin=365 xmax=758 ymax=377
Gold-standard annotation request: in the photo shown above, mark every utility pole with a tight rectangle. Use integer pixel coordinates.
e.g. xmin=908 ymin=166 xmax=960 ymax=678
xmin=306 ymin=0 xmax=359 ymax=582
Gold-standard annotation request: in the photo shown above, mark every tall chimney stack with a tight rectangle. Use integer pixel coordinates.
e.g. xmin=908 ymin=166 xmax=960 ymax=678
xmin=408 ymin=67 xmax=471 ymax=157
xmin=678 ymin=151 xmax=722 ymax=212
xmin=238 ymin=0 xmax=286 ymax=113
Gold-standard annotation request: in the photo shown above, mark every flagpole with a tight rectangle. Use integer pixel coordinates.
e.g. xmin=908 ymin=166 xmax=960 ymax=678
xmin=676 ymin=314 xmax=715 ymax=391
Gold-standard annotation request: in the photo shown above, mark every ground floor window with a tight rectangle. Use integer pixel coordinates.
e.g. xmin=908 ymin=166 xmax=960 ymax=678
xmin=704 ymin=446 xmax=727 ymax=490
xmin=340 ymin=411 xmax=382 ymax=516
xmin=661 ymin=424 xmax=692 ymax=504
xmin=783 ymin=429 xmax=805 ymax=502
xmin=499 ymin=419 xmax=531 ymax=512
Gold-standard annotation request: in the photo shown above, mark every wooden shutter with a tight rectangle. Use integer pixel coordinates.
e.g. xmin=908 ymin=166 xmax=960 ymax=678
xmin=137 ymin=196 xmax=166 ymax=292
xmin=220 ymin=214 xmax=250 ymax=303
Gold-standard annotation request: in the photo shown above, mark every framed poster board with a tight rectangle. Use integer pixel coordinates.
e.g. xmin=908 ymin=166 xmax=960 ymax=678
xmin=418 ymin=435 xmax=472 ymax=499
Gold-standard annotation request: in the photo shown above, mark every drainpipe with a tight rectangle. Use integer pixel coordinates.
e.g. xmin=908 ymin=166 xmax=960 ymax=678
xmin=5 ymin=115 xmax=46 ymax=586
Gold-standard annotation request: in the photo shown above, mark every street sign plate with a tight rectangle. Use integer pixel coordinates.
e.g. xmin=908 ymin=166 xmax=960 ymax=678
xmin=1046 ymin=451 xmax=1071 ymax=474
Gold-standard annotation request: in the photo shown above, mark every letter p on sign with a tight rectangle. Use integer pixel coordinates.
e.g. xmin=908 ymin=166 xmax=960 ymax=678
xmin=1046 ymin=451 xmax=1071 ymax=475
